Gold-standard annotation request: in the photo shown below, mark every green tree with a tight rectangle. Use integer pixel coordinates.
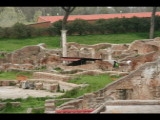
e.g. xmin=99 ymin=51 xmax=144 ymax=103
xmin=0 ymin=7 xmax=18 ymax=27
xmin=16 ymin=8 xmax=27 ymax=23
xmin=33 ymin=10 xmax=42 ymax=22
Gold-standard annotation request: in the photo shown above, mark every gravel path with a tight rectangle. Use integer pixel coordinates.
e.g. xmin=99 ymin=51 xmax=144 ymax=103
xmin=0 ymin=86 xmax=64 ymax=100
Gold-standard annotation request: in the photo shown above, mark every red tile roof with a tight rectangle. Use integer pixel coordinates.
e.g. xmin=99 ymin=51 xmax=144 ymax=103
xmin=55 ymin=109 xmax=94 ymax=114
xmin=38 ymin=12 xmax=160 ymax=23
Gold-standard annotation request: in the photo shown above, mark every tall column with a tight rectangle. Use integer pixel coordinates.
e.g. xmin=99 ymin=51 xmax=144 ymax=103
xmin=107 ymin=47 xmax=112 ymax=60
xmin=61 ymin=30 xmax=67 ymax=64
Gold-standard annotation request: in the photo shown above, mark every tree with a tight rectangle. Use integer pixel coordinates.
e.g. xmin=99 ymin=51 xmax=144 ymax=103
xmin=61 ymin=7 xmax=75 ymax=30
xmin=149 ymin=7 xmax=157 ymax=39
xmin=61 ymin=7 xmax=75 ymax=61
xmin=33 ymin=10 xmax=42 ymax=22
xmin=0 ymin=7 xmax=18 ymax=27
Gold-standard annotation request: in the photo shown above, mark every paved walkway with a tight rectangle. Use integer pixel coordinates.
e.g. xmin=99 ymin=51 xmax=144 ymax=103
xmin=0 ymin=86 xmax=64 ymax=100
xmin=102 ymin=105 xmax=160 ymax=113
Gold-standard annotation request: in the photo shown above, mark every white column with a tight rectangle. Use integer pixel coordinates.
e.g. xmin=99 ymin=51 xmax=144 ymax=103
xmin=107 ymin=47 xmax=112 ymax=60
xmin=61 ymin=30 xmax=67 ymax=64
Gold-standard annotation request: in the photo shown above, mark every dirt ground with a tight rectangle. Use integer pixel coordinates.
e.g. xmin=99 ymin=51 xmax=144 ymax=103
xmin=0 ymin=86 xmax=64 ymax=100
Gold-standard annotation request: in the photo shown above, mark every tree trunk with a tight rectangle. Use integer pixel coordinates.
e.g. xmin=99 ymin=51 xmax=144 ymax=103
xmin=61 ymin=7 xmax=75 ymax=64
xmin=149 ymin=7 xmax=157 ymax=39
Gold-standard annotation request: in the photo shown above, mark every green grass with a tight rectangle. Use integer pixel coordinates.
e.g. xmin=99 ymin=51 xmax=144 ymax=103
xmin=0 ymin=97 xmax=51 ymax=113
xmin=0 ymin=74 xmax=119 ymax=113
xmin=67 ymin=33 xmax=148 ymax=44
xmin=0 ymin=71 xmax=32 ymax=80
xmin=0 ymin=36 xmax=60 ymax=52
xmin=1 ymin=31 xmax=160 ymax=52
xmin=57 ymin=74 xmax=116 ymax=98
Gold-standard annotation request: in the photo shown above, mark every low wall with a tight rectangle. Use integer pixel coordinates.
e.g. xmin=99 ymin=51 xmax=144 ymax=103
xmin=32 ymin=72 xmax=72 ymax=81
xmin=0 ymin=80 xmax=17 ymax=86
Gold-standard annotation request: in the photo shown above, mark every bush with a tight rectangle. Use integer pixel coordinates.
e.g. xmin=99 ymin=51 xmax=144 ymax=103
xmin=1 ymin=16 xmax=159 ymax=38
xmin=67 ymin=19 xmax=91 ymax=35
xmin=51 ymin=20 xmax=62 ymax=35
xmin=9 ymin=23 xmax=31 ymax=38
xmin=94 ymin=19 xmax=108 ymax=34
xmin=0 ymin=27 xmax=5 ymax=38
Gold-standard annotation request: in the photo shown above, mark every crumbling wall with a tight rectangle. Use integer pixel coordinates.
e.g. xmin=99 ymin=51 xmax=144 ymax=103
xmin=0 ymin=43 xmax=61 ymax=71
xmin=128 ymin=39 xmax=158 ymax=54
xmin=99 ymin=59 xmax=160 ymax=100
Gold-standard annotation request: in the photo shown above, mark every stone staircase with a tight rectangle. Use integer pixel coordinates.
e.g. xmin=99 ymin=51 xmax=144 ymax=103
xmin=18 ymin=72 xmax=84 ymax=93
xmin=32 ymin=72 xmax=73 ymax=82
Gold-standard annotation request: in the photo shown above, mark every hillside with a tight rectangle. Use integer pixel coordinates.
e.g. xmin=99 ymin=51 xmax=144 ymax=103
xmin=0 ymin=7 xmax=154 ymax=27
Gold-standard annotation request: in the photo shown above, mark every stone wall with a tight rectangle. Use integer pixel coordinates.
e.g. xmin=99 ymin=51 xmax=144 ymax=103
xmin=32 ymin=72 xmax=72 ymax=81
xmin=96 ymin=58 xmax=160 ymax=100
xmin=54 ymin=59 xmax=160 ymax=110
xmin=0 ymin=102 xmax=21 ymax=110
xmin=66 ymin=42 xmax=129 ymax=61
xmin=20 ymin=78 xmax=83 ymax=92
xmin=0 ymin=43 xmax=61 ymax=72
xmin=0 ymin=80 xmax=17 ymax=86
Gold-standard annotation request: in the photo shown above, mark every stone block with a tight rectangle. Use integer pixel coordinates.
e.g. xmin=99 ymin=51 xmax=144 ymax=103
xmin=0 ymin=102 xmax=6 ymax=110
xmin=35 ymin=82 xmax=43 ymax=90
xmin=2 ymin=81 xmax=10 ymax=86
xmin=49 ymin=84 xmax=58 ymax=92
xmin=45 ymin=103 xmax=56 ymax=111
xmin=10 ymin=102 xmax=21 ymax=107
xmin=45 ymin=103 xmax=55 ymax=108
xmin=21 ymin=81 xmax=29 ymax=89
xmin=45 ymin=99 xmax=55 ymax=103
xmin=27 ymin=108 xmax=33 ymax=113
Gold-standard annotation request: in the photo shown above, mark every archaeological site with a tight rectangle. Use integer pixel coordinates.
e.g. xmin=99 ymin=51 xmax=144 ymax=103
xmin=1 ymin=37 xmax=160 ymax=113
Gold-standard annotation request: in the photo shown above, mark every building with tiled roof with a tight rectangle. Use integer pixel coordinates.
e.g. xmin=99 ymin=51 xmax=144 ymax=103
xmin=28 ymin=12 xmax=160 ymax=28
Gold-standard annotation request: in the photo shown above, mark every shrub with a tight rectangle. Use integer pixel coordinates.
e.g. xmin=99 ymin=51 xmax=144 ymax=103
xmin=94 ymin=19 xmax=108 ymax=34
xmin=51 ymin=20 xmax=62 ymax=35
xmin=9 ymin=22 xmax=31 ymax=38
xmin=67 ymin=19 xmax=91 ymax=35
xmin=0 ymin=27 xmax=5 ymax=38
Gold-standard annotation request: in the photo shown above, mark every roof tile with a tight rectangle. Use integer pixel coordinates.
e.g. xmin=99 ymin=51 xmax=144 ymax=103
xmin=38 ymin=12 xmax=160 ymax=23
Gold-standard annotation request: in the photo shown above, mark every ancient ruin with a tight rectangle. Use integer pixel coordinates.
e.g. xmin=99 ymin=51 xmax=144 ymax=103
xmin=1 ymin=37 xmax=160 ymax=113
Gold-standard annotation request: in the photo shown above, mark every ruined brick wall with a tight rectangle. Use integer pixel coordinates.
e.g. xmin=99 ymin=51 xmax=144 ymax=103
xmin=0 ymin=80 xmax=17 ymax=86
xmin=130 ymin=51 xmax=157 ymax=70
xmin=53 ymin=38 xmax=160 ymax=110
xmin=99 ymin=59 xmax=160 ymax=100
xmin=11 ymin=44 xmax=61 ymax=66
xmin=67 ymin=42 xmax=112 ymax=59
xmin=56 ymin=93 xmax=105 ymax=110
xmin=0 ymin=44 xmax=61 ymax=71
xmin=128 ymin=39 xmax=158 ymax=54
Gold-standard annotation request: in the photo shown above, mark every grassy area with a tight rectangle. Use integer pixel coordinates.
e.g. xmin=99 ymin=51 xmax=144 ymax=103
xmin=0 ymin=37 xmax=60 ymax=52
xmin=0 ymin=71 xmax=33 ymax=80
xmin=57 ymin=74 xmax=117 ymax=98
xmin=1 ymin=31 xmax=160 ymax=52
xmin=0 ymin=74 xmax=119 ymax=113
xmin=0 ymin=97 xmax=51 ymax=113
